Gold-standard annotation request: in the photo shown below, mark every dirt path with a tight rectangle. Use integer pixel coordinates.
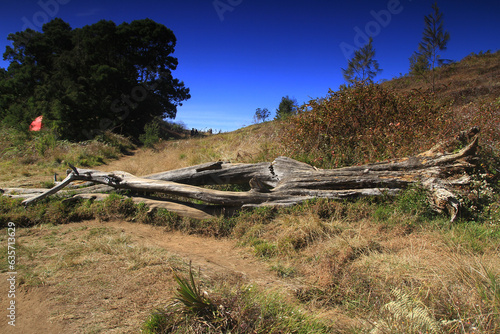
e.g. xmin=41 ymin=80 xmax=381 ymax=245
xmin=103 ymin=221 xmax=283 ymax=287
xmin=0 ymin=220 xmax=298 ymax=334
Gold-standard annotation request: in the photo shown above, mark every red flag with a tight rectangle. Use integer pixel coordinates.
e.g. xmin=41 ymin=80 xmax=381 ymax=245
xmin=29 ymin=116 xmax=43 ymax=131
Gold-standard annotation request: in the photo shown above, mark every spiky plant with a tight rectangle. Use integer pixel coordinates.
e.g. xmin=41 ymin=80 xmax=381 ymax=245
xmin=172 ymin=262 xmax=214 ymax=316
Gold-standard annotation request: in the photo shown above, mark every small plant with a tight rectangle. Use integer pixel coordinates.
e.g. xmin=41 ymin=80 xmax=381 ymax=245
xmin=371 ymin=287 xmax=443 ymax=334
xmin=252 ymin=239 xmax=277 ymax=258
xmin=41 ymin=180 xmax=55 ymax=189
xmin=271 ymin=263 xmax=296 ymax=278
xmin=172 ymin=262 xmax=214 ymax=316
xmin=142 ymin=311 xmax=169 ymax=334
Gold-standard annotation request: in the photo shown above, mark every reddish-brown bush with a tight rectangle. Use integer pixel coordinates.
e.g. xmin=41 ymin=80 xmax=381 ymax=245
xmin=281 ymin=83 xmax=451 ymax=168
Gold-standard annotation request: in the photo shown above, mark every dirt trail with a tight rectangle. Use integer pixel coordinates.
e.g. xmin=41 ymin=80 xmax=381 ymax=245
xmin=91 ymin=220 xmax=292 ymax=288
xmin=0 ymin=220 xmax=299 ymax=334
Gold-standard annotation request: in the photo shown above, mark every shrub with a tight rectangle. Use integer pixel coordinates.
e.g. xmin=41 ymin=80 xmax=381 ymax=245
xmin=281 ymin=83 xmax=450 ymax=168
xmin=139 ymin=121 xmax=161 ymax=148
xmin=33 ymin=130 xmax=58 ymax=156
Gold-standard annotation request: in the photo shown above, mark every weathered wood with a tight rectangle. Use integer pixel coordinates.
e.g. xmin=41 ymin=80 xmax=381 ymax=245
xmin=5 ymin=128 xmax=479 ymax=222
xmin=144 ymin=161 xmax=277 ymax=186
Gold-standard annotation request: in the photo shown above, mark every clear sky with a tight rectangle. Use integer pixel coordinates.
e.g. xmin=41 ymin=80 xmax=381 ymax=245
xmin=1 ymin=0 xmax=499 ymax=132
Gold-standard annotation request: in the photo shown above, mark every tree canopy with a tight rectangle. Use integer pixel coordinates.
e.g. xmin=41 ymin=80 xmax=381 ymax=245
xmin=342 ymin=37 xmax=382 ymax=85
xmin=254 ymin=107 xmax=270 ymax=123
xmin=275 ymin=96 xmax=297 ymax=120
xmin=0 ymin=18 xmax=190 ymax=140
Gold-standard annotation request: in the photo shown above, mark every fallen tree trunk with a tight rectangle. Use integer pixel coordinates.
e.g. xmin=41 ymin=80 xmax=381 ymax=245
xmin=5 ymin=128 xmax=479 ymax=221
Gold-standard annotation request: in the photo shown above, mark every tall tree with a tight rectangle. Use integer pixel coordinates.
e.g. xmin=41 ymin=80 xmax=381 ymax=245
xmin=412 ymin=1 xmax=450 ymax=91
xmin=0 ymin=18 xmax=190 ymax=140
xmin=275 ymin=96 xmax=297 ymax=120
xmin=342 ymin=37 xmax=382 ymax=85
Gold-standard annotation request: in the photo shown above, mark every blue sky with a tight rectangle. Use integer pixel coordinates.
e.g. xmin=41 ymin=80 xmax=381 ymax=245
xmin=1 ymin=0 xmax=499 ymax=132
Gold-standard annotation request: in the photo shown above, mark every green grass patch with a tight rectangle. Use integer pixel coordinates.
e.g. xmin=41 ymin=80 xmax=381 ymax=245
xmin=442 ymin=220 xmax=500 ymax=253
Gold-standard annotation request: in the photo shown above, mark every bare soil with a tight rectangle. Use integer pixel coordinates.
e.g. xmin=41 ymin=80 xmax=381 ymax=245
xmin=0 ymin=220 xmax=295 ymax=333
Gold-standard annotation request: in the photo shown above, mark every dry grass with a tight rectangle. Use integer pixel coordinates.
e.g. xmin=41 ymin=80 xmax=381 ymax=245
xmin=385 ymin=50 xmax=500 ymax=106
xmin=0 ymin=129 xmax=134 ymax=187
xmin=0 ymin=221 xmax=182 ymax=333
xmin=3 ymin=194 xmax=497 ymax=332
xmin=98 ymin=121 xmax=284 ymax=176
xmin=230 ymin=198 xmax=500 ymax=333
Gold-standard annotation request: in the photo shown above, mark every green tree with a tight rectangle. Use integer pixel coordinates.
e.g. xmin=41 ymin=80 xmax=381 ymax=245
xmin=412 ymin=1 xmax=450 ymax=91
xmin=0 ymin=18 xmax=190 ymax=140
xmin=342 ymin=37 xmax=382 ymax=85
xmin=275 ymin=96 xmax=297 ymax=120
xmin=254 ymin=107 xmax=270 ymax=123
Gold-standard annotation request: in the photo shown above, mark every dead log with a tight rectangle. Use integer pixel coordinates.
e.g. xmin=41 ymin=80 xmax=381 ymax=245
xmin=8 ymin=128 xmax=479 ymax=221
xmin=144 ymin=161 xmax=278 ymax=187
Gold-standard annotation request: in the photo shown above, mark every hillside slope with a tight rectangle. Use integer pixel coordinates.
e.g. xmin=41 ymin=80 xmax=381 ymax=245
xmin=385 ymin=50 xmax=500 ymax=106
xmin=1 ymin=51 xmax=499 ymax=333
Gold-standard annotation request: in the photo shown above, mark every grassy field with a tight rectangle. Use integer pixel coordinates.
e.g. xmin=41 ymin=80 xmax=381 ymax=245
xmin=1 ymin=51 xmax=499 ymax=333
